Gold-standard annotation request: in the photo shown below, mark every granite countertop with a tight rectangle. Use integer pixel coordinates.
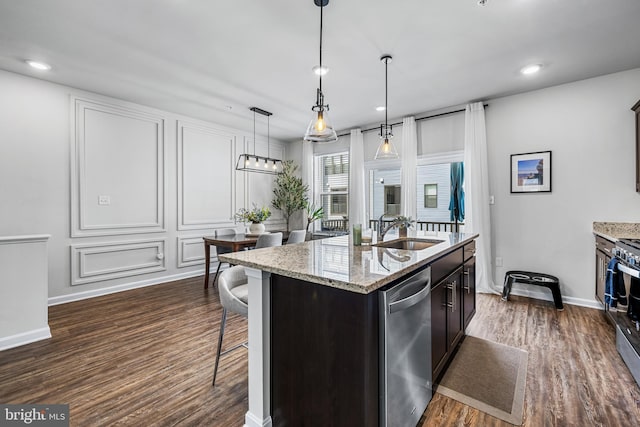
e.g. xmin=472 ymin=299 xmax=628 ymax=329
xmin=593 ymin=222 xmax=640 ymax=241
xmin=218 ymin=231 xmax=478 ymax=294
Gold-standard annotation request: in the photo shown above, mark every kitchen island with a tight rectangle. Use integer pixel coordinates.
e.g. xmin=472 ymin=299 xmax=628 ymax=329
xmin=219 ymin=231 xmax=478 ymax=427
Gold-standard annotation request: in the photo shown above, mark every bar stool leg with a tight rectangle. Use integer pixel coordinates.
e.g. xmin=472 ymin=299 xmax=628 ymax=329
xmin=212 ymin=308 xmax=227 ymax=387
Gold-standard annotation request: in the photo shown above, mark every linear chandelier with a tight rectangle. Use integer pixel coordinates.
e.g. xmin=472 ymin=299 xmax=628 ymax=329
xmin=375 ymin=55 xmax=399 ymax=160
xmin=303 ymin=0 xmax=337 ymax=143
xmin=236 ymin=107 xmax=283 ymax=175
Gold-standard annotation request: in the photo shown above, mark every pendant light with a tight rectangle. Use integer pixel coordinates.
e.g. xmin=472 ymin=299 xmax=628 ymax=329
xmin=303 ymin=0 xmax=337 ymax=143
xmin=375 ymin=55 xmax=399 ymax=160
xmin=236 ymin=107 xmax=283 ymax=175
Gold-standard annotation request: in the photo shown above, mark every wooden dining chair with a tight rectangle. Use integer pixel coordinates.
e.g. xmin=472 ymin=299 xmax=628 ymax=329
xmin=286 ymin=230 xmax=307 ymax=244
xmin=255 ymin=232 xmax=283 ymax=249
xmin=210 ymin=228 xmax=237 ymax=289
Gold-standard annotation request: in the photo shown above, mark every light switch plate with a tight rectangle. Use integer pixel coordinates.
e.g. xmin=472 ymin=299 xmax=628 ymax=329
xmin=489 ymin=195 xmax=495 ymax=205
xmin=98 ymin=195 xmax=110 ymax=205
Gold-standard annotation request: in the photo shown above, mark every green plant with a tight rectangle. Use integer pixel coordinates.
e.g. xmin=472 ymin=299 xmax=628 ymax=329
xmin=272 ymin=161 xmax=308 ymax=231
xmin=234 ymin=204 xmax=271 ymax=223
xmin=396 ymin=216 xmax=415 ymax=229
xmin=305 ymin=202 xmax=324 ymax=232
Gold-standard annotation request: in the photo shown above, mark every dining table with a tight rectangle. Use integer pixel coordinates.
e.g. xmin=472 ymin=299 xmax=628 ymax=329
xmin=202 ymin=234 xmax=260 ymax=289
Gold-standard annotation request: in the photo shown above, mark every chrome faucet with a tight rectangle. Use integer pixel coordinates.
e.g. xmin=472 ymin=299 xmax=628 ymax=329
xmin=377 ymin=213 xmax=403 ymax=241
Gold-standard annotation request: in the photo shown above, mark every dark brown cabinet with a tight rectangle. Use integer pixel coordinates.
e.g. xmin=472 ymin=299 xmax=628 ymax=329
xmin=462 ymin=253 xmax=476 ymax=329
xmin=430 ymin=247 xmax=465 ymax=381
xmin=595 ymin=235 xmax=615 ymax=304
xmin=633 ymin=99 xmax=640 ymax=192
xmin=430 ymin=279 xmax=449 ymax=382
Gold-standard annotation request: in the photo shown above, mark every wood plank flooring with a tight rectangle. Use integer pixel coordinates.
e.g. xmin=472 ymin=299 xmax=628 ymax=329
xmin=1 ymin=278 xmax=639 ymax=426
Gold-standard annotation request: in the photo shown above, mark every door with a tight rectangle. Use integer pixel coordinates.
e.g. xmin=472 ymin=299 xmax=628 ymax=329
xmin=463 ymin=256 xmax=476 ymax=329
xmin=431 ymin=280 xmax=448 ymax=377
xmin=446 ymin=269 xmax=463 ymax=350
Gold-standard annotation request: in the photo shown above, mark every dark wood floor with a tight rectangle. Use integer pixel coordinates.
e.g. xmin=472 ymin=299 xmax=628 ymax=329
xmin=1 ymin=277 xmax=639 ymax=426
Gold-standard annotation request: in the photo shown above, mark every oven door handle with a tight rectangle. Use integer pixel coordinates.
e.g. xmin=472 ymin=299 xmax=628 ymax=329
xmin=618 ymin=263 xmax=640 ymax=279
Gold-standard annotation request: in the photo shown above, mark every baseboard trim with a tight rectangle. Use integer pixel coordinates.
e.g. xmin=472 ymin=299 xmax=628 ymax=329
xmin=0 ymin=327 xmax=51 ymax=351
xmin=244 ymin=411 xmax=272 ymax=427
xmin=48 ymin=270 xmax=207 ymax=306
xmin=506 ymin=288 xmax=603 ymax=310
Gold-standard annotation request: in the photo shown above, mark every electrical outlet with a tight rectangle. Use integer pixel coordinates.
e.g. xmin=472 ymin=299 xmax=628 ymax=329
xmin=98 ymin=195 xmax=110 ymax=205
xmin=489 ymin=195 xmax=495 ymax=205
xmin=495 ymin=257 xmax=503 ymax=267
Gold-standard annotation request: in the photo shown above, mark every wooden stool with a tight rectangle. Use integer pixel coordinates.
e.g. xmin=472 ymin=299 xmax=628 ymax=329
xmin=501 ymin=270 xmax=563 ymax=310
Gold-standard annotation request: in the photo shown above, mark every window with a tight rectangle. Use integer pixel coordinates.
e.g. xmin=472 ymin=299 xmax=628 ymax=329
xmin=384 ymin=185 xmax=401 ymax=215
xmin=424 ymin=184 xmax=437 ymax=208
xmin=315 ymin=153 xmax=349 ymax=231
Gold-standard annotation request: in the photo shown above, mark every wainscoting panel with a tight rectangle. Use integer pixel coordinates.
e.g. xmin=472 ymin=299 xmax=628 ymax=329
xmin=71 ymin=97 xmax=166 ymax=237
xmin=71 ymin=239 xmax=166 ymax=285
xmin=177 ymin=236 xmax=210 ymax=268
xmin=177 ymin=121 xmax=236 ymax=230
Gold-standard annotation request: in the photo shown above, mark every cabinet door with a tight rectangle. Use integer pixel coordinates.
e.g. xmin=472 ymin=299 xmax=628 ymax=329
xmin=595 ymin=250 xmax=611 ymax=305
xmin=595 ymin=236 xmax=614 ymax=305
xmin=463 ymin=256 xmax=476 ymax=330
xmin=633 ymin=100 xmax=640 ymax=192
xmin=446 ymin=269 xmax=463 ymax=351
xmin=431 ymin=281 xmax=448 ymax=377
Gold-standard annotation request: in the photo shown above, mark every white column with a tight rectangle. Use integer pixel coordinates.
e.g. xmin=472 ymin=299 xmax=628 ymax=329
xmin=0 ymin=234 xmax=51 ymax=350
xmin=244 ymin=267 xmax=273 ymax=427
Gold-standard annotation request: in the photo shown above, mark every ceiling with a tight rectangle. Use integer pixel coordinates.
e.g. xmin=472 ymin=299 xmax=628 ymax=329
xmin=1 ymin=0 xmax=640 ymax=142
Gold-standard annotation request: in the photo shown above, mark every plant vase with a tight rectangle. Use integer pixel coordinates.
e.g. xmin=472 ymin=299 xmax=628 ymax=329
xmin=399 ymin=226 xmax=407 ymax=238
xmin=250 ymin=222 xmax=265 ymax=235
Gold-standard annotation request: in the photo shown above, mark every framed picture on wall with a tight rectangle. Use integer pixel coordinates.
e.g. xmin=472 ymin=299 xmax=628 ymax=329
xmin=510 ymin=151 xmax=552 ymax=193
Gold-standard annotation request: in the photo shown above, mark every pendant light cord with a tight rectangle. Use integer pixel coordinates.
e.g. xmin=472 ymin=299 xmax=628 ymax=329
xmin=385 ymin=57 xmax=388 ymax=132
xmin=319 ymin=3 xmax=323 ymax=94
xmin=267 ymin=115 xmax=270 ymax=158
xmin=253 ymin=108 xmax=256 ymax=156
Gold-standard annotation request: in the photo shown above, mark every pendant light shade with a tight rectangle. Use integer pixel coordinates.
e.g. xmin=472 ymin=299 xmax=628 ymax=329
xmin=303 ymin=0 xmax=337 ymax=143
xmin=375 ymin=55 xmax=399 ymax=160
xmin=236 ymin=107 xmax=283 ymax=175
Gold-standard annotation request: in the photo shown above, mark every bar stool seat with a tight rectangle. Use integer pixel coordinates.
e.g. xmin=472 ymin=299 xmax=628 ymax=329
xmin=501 ymin=270 xmax=563 ymax=310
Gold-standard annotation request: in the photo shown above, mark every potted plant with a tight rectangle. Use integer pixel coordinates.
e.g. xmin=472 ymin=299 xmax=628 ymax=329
xmin=305 ymin=202 xmax=324 ymax=234
xmin=271 ymin=161 xmax=308 ymax=231
xmin=396 ymin=216 xmax=415 ymax=238
xmin=235 ymin=204 xmax=271 ymax=234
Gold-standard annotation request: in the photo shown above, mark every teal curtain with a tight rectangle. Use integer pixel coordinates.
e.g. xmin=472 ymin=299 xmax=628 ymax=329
xmin=449 ymin=162 xmax=465 ymax=222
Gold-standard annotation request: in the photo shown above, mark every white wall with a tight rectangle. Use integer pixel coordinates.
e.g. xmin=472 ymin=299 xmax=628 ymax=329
xmin=289 ymin=67 xmax=640 ymax=304
xmin=487 ymin=68 xmax=640 ymax=304
xmin=0 ymin=69 xmax=286 ymax=305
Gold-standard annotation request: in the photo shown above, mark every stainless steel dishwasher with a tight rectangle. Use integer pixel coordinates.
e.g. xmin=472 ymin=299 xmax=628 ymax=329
xmin=379 ymin=266 xmax=432 ymax=427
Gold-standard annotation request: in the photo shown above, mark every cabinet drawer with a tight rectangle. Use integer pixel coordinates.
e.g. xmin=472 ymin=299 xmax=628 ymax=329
xmin=595 ymin=235 xmax=615 ymax=255
xmin=464 ymin=240 xmax=476 ymax=262
xmin=431 ymin=248 xmax=463 ymax=286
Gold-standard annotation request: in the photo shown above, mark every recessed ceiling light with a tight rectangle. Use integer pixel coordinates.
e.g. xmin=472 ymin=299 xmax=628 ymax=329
xmin=312 ymin=65 xmax=329 ymax=76
xmin=376 ymin=106 xmax=386 ymax=112
xmin=25 ymin=60 xmax=52 ymax=71
xmin=520 ymin=64 xmax=542 ymax=75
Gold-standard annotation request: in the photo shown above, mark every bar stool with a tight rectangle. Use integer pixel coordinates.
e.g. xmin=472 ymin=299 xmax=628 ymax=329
xmin=212 ymin=265 xmax=248 ymax=387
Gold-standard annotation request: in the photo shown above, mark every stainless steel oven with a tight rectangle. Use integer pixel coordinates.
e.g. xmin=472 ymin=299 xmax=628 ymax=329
xmin=612 ymin=239 xmax=640 ymax=386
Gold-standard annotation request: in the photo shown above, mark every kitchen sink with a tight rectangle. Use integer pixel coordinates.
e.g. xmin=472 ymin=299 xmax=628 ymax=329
xmin=373 ymin=238 xmax=444 ymax=251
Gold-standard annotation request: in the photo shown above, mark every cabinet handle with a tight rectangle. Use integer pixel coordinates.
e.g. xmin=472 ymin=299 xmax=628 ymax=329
xmin=449 ymin=280 xmax=456 ymax=312
xmin=604 ymin=248 xmax=611 ymax=253
xmin=446 ymin=282 xmax=454 ymax=310
xmin=463 ymin=269 xmax=471 ymax=293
